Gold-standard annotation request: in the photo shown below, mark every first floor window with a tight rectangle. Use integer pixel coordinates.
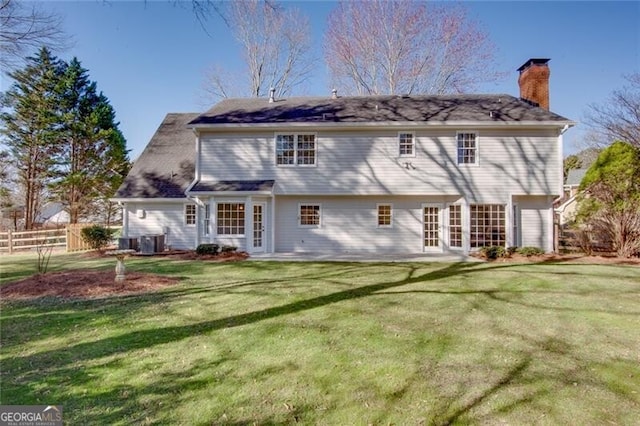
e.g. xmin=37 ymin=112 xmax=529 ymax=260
xmin=377 ymin=204 xmax=392 ymax=227
xmin=449 ymin=205 xmax=462 ymax=247
xmin=457 ymin=132 xmax=477 ymax=164
xmin=185 ymin=203 xmax=196 ymax=226
xmin=470 ymin=204 xmax=505 ymax=248
xmin=299 ymin=204 xmax=320 ymax=227
xmin=203 ymin=204 xmax=210 ymax=236
xmin=217 ymin=203 xmax=245 ymax=235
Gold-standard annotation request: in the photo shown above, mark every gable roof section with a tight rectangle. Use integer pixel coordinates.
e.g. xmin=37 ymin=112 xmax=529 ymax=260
xmin=189 ymin=94 xmax=573 ymax=127
xmin=113 ymin=113 xmax=198 ymax=199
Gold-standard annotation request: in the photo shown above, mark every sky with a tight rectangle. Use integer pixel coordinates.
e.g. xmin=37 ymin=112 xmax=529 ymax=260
xmin=2 ymin=1 xmax=638 ymax=159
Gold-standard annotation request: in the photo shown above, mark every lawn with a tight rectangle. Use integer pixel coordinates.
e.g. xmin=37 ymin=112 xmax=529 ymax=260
xmin=1 ymin=253 xmax=639 ymax=425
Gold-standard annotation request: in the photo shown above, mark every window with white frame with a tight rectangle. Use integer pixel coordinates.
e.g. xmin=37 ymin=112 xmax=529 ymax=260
xmin=449 ymin=205 xmax=462 ymax=248
xmin=203 ymin=204 xmax=210 ymax=236
xmin=217 ymin=203 xmax=245 ymax=235
xmin=457 ymin=132 xmax=477 ymax=164
xmin=398 ymin=132 xmax=415 ymax=157
xmin=377 ymin=204 xmax=392 ymax=227
xmin=470 ymin=204 xmax=505 ymax=248
xmin=276 ymin=134 xmax=316 ymax=166
xmin=185 ymin=204 xmax=196 ymax=226
xmin=299 ymin=204 xmax=321 ymax=227
xmin=297 ymin=134 xmax=316 ymax=165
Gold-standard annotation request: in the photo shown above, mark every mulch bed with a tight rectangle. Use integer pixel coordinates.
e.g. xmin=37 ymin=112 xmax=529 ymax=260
xmin=474 ymin=253 xmax=640 ymax=266
xmin=2 ymin=250 xmax=250 ymax=301
xmin=0 ymin=270 xmax=180 ymax=300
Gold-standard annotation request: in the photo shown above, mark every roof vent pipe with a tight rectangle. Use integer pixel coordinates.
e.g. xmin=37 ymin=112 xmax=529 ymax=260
xmin=268 ymin=87 xmax=275 ymax=103
xmin=331 ymin=88 xmax=338 ymax=99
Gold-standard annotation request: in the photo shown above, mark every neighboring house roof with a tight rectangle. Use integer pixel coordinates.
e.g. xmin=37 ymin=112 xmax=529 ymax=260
xmin=114 ymin=113 xmax=199 ymax=199
xmin=36 ymin=202 xmax=69 ymax=224
xmin=189 ymin=94 xmax=573 ymax=126
xmin=565 ymin=168 xmax=588 ymax=187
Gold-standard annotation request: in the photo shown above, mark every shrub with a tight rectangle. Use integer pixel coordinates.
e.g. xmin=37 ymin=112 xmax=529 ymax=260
xmin=220 ymin=245 xmax=237 ymax=253
xmin=81 ymin=225 xmax=114 ymax=251
xmin=480 ymin=245 xmax=506 ymax=260
xmin=516 ymin=246 xmax=545 ymax=257
xmin=196 ymin=243 xmax=219 ymax=255
xmin=507 ymin=246 xmax=518 ymax=256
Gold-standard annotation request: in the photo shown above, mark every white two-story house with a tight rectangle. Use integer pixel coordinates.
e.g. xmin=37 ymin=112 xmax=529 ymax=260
xmin=113 ymin=58 xmax=574 ymax=255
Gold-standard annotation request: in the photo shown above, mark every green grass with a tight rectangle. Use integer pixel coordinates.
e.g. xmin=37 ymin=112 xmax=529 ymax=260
xmin=1 ymin=253 xmax=639 ymax=424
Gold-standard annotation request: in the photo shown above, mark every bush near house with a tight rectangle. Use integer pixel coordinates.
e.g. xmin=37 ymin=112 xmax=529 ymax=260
xmin=80 ymin=225 xmax=114 ymax=251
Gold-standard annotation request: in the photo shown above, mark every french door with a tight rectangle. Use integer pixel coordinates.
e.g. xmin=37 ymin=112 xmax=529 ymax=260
xmin=423 ymin=204 xmax=443 ymax=252
xmin=252 ymin=203 xmax=266 ymax=252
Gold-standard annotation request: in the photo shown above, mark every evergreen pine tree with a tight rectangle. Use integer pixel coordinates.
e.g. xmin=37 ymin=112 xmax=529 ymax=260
xmin=0 ymin=47 xmax=64 ymax=229
xmin=50 ymin=58 xmax=129 ymax=223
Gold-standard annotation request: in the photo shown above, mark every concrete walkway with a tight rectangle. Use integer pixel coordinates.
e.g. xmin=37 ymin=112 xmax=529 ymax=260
xmin=248 ymin=252 xmax=482 ymax=263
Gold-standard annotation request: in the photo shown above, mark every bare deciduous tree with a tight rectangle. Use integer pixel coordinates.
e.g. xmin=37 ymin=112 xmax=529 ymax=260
xmin=584 ymin=73 xmax=640 ymax=148
xmin=324 ymin=0 xmax=502 ymax=95
xmin=202 ymin=0 xmax=314 ymax=100
xmin=0 ymin=0 xmax=67 ymax=70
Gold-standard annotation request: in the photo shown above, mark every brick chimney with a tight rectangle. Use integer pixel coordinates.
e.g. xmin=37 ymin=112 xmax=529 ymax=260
xmin=517 ymin=58 xmax=550 ymax=110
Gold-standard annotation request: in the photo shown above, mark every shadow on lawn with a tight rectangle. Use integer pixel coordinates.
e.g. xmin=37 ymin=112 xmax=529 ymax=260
xmin=3 ymin=260 xmax=640 ymax=424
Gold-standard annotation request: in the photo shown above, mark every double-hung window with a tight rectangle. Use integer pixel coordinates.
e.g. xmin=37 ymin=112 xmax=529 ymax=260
xmin=276 ymin=133 xmax=316 ymax=166
xmin=185 ymin=203 xmax=196 ymax=226
xmin=449 ymin=205 xmax=462 ymax=248
xmin=299 ymin=204 xmax=321 ymax=227
xmin=377 ymin=204 xmax=393 ymax=227
xmin=398 ymin=132 xmax=415 ymax=157
xmin=217 ymin=203 xmax=245 ymax=235
xmin=457 ymin=132 xmax=478 ymax=164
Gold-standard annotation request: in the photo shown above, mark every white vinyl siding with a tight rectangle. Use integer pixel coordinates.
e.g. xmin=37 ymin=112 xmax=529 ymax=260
xmin=514 ymin=195 xmax=552 ymax=252
xmin=126 ymin=202 xmax=196 ymax=250
xmin=276 ymin=196 xmax=459 ymax=253
xmin=198 ymin=128 xmax=560 ymax=198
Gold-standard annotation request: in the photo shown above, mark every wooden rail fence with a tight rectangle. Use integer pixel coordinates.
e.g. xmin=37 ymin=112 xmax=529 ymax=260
xmin=0 ymin=225 xmax=121 ymax=254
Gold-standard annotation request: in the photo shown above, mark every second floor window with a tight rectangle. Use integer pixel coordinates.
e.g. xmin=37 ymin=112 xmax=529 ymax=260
xmin=457 ymin=132 xmax=477 ymax=164
xmin=276 ymin=134 xmax=316 ymax=166
xmin=399 ymin=132 xmax=415 ymax=157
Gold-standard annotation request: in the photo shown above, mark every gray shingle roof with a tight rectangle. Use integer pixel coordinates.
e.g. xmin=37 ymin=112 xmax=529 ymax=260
xmin=189 ymin=94 xmax=572 ymax=126
xmin=114 ymin=113 xmax=198 ymax=199
xmin=190 ymin=180 xmax=275 ymax=193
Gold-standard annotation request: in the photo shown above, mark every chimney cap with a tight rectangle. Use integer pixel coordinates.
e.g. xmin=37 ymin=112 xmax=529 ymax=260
xmin=517 ymin=58 xmax=550 ymax=73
